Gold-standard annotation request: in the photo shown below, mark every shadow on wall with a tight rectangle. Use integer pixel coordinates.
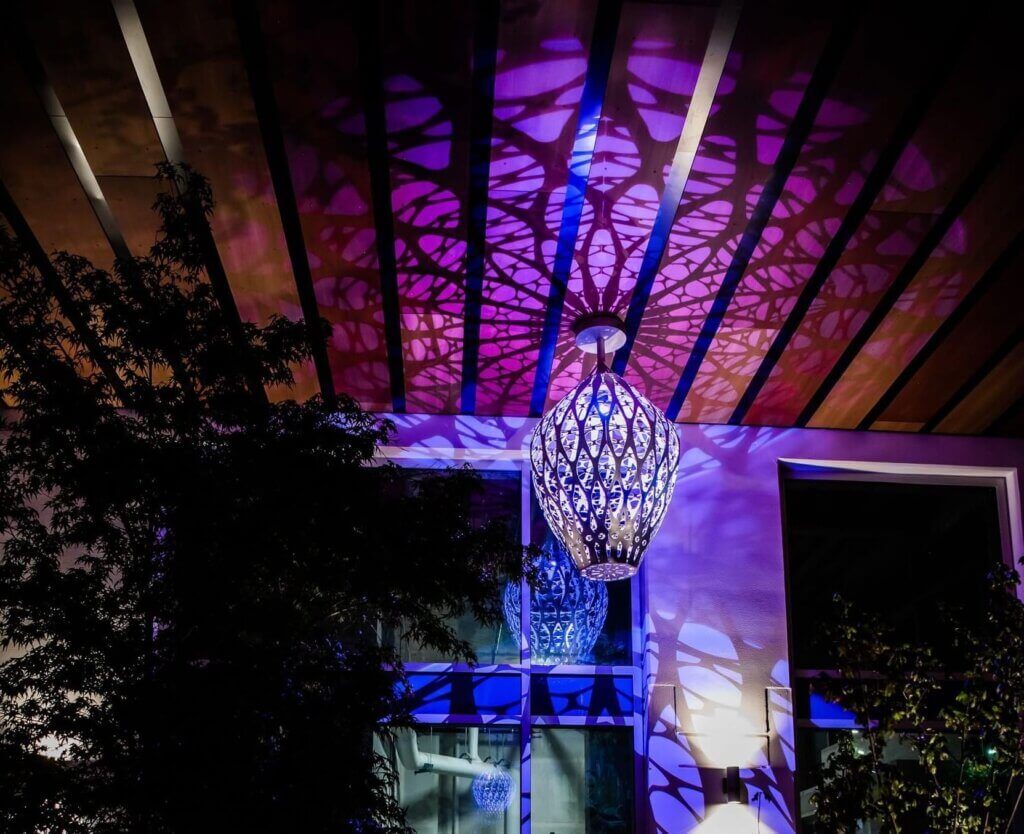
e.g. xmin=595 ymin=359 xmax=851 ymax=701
xmin=646 ymin=618 xmax=793 ymax=834
xmin=642 ymin=425 xmax=797 ymax=834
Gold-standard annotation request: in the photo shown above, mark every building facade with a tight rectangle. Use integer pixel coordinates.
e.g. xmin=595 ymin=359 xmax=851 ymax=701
xmin=379 ymin=414 xmax=1024 ymax=834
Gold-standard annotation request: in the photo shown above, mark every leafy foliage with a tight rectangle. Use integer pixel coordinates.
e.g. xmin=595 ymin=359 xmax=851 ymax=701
xmin=0 ymin=165 xmax=527 ymax=833
xmin=811 ymin=568 xmax=1024 ymax=833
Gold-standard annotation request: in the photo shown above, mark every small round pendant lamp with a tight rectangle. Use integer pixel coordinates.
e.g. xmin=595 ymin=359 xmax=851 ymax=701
xmin=530 ymin=313 xmax=680 ymax=581
xmin=472 ymin=764 xmax=514 ymax=815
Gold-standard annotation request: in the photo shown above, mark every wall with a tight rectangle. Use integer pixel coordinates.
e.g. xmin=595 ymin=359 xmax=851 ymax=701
xmin=383 ymin=415 xmax=1024 ymax=834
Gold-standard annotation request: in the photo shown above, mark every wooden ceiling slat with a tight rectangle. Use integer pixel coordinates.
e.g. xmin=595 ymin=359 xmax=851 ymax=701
xmin=933 ymin=339 xmax=1024 ymax=435
xmin=742 ymin=19 xmax=1022 ymax=429
xmin=621 ymin=1 xmax=837 ymax=414
xmin=809 ymin=133 xmax=1024 ymax=428
xmin=377 ymin=0 xmax=477 ymax=414
xmin=681 ymin=8 xmax=960 ymax=424
xmin=135 ymin=0 xmax=320 ymax=400
xmin=0 ymin=47 xmax=112 ymax=268
xmin=875 ymin=235 xmax=1024 ymax=426
xmin=258 ymin=1 xmax=392 ymax=412
xmin=543 ymin=0 xmax=718 ymax=411
xmin=473 ymin=0 xmax=600 ymax=416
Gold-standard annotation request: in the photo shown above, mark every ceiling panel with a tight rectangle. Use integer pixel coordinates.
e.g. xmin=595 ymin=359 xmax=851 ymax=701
xmin=136 ymin=0 xmax=319 ymax=399
xmin=3 ymin=0 xmax=1023 ymax=436
xmin=260 ymin=0 xmax=392 ymax=411
xmin=809 ymin=135 xmax=1024 ymax=428
xmin=474 ymin=0 xmax=599 ymax=415
xmin=621 ymin=0 xmax=836 ymax=413
xmin=0 ymin=44 xmax=111 ymax=267
xmin=379 ymin=0 xmax=474 ymax=413
xmin=543 ymin=0 xmax=718 ymax=409
xmin=934 ymin=341 xmax=1024 ymax=435
xmin=23 ymin=0 xmax=164 ymax=256
xmin=678 ymin=7 xmax=955 ymax=424
xmin=878 ymin=239 xmax=1024 ymax=426
xmin=742 ymin=16 xmax=1021 ymax=428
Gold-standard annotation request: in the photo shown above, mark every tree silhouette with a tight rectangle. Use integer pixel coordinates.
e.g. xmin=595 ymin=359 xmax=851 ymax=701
xmin=0 ymin=164 xmax=526 ymax=833
xmin=811 ymin=568 xmax=1024 ymax=833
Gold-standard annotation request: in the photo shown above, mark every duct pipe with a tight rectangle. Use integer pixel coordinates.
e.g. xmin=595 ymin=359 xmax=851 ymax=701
xmin=394 ymin=728 xmax=492 ymax=778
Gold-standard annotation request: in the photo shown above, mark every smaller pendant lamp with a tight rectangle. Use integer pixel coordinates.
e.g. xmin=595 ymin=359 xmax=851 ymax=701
xmin=472 ymin=764 xmax=515 ymax=815
xmin=530 ymin=313 xmax=680 ymax=581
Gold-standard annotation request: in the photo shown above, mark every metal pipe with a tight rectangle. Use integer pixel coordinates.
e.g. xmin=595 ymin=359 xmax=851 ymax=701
xmin=394 ymin=728 xmax=492 ymax=778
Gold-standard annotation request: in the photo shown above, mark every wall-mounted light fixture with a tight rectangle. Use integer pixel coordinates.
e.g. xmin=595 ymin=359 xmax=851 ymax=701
xmin=722 ymin=765 xmax=748 ymax=804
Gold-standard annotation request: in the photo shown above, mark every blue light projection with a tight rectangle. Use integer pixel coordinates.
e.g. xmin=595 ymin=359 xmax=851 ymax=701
xmin=503 ymin=541 xmax=608 ymax=665
xmin=472 ymin=765 xmax=515 ymax=815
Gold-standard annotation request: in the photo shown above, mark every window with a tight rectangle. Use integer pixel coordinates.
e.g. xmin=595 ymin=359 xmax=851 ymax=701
xmin=785 ymin=477 xmax=1004 ymax=670
xmin=378 ymin=726 xmax=520 ymax=834
xmin=782 ymin=469 xmax=1011 ymax=828
xmin=383 ymin=468 xmax=521 ymax=664
xmin=532 ymin=727 xmax=635 ymax=834
xmin=380 ymin=456 xmax=643 ymax=834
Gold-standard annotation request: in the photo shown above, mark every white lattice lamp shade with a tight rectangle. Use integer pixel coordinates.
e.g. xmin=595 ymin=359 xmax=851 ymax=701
xmin=530 ymin=314 xmax=680 ymax=581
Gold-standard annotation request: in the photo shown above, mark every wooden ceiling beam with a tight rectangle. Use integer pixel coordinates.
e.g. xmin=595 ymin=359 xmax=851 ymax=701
xmin=664 ymin=5 xmax=859 ymax=421
xmin=528 ymin=0 xmax=623 ymax=417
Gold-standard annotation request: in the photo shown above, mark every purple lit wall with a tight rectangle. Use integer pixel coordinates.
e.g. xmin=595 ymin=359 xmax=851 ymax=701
xmin=384 ymin=413 xmax=1024 ymax=834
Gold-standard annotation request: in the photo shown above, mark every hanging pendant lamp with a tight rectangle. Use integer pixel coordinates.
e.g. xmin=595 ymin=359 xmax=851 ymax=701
xmin=530 ymin=313 xmax=680 ymax=581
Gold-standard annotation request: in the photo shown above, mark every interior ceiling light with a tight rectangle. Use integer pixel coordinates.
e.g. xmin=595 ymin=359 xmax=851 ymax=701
xmin=530 ymin=313 xmax=680 ymax=581
xmin=471 ymin=764 xmax=514 ymax=815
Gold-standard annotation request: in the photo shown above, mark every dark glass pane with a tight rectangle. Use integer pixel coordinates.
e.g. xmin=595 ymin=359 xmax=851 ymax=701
xmin=784 ymin=479 xmax=1003 ymax=669
xmin=529 ymin=501 xmax=632 ymax=666
xmin=385 ymin=468 xmax=521 ymax=664
xmin=532 ymin=727 xmax=634 ymax=834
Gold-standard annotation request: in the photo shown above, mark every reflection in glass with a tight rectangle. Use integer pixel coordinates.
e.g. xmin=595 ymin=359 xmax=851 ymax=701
xmin=384 ymin=469 xmax=521 ymax=664
xmin=530 ymin=512 xmax=632 ymax=666
xmin=378 ymin=726 xmax=519 ymax=834
xmin=532 ymin=728 xmax=634 ymax=834
xmin=504 ymin=539 xmax=608 ymax=665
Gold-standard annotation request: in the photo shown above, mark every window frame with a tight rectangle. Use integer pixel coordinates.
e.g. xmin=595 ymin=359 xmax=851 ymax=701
xmin=779 ymin=459 xmax=1023 ymax=830
xmin=376 ymin=445 xmax=647 ymax=834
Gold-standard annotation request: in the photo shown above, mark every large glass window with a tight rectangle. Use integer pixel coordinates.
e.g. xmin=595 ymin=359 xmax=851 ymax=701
xmin=382 ymin=459 xmax=641 ymax=834
xmin=783 ymin=474 xmax=1008 ymax=829
xmin=532 ymin=728 xmax=635 ymax=834
xmin=384 ymin=468 xmax=521 ymax=664
xmin=378 ymin=726 xmax=520 ymax=834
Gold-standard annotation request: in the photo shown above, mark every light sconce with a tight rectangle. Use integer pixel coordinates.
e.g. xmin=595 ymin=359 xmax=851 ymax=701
xmin=722 ymin=766 xmax=748 ymax=804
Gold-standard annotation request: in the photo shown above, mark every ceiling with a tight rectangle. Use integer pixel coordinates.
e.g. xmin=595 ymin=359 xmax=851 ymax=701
xmin=1 ymin=0 xmax=1023 ymax=436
